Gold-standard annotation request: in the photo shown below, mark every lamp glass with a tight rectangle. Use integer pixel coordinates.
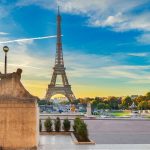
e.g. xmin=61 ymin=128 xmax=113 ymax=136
xmin=3 ymin=46 xmax=9 ymax=53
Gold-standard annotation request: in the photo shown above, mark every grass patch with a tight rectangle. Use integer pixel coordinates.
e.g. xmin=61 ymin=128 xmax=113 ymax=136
xmin=111 ymin=111 xmax=131 ymax=117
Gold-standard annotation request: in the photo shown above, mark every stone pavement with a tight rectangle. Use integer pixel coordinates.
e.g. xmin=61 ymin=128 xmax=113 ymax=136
xmin=38 ymin=135 xmax=150 ymax=150
xmin=85 ymin=120 xmax=150 ymax=144
xmin=41 ymin=119 xmax=150 ymax=144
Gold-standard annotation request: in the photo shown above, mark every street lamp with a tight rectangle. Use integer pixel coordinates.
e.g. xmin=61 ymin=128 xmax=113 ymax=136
xmin=3 ymin=46 xmax=9 ymax=76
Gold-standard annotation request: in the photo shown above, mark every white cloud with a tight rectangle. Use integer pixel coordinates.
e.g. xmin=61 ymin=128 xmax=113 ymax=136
xmin=0 ymin=32 xmax=8 ymax=35
xmin=1 ymin=38 xmax=149 ymax=83
xmin=136 ymin=33 xmax=150 ymax=44
xmin=16 ymin=0 xmax=56 ymax=9
xmin=53 ymin=0 xmax=149 ymax=32
xmin=100 ymin=65 xmax=150 ymax=81
xmin=15 ymin=0 xmax=150 ymax=33
xmin=127 ymin=53 xmax=148 ymax=57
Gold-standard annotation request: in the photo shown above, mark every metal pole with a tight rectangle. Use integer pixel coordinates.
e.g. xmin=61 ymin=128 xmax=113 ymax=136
xmin=5 ymin=52 xmax=7 ymax=76
xmin=3 ymin=46 xmax=9 ymax=77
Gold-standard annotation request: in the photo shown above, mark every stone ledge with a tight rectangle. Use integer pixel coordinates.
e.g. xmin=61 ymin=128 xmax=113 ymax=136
xmin=71 ymin=132 xmax=95 ymax=145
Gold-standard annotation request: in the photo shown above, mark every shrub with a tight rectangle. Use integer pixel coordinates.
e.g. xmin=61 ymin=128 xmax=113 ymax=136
xmin=63 ymin=118 xmax=71 ymax=132
xmin=39 ymin=119 xmax=42 ymax=132
xmin=44 ymin=117 xmax=53 ymax=132
xmin=54 ymin=117 xmax=61 ymax=132
xmin=73 ymin=117 xmax=82 ymax=133
xmin=76 ymin=121 xmax=89 ymax=142
xmin=73 ymin=117 xmax=89 ymax=142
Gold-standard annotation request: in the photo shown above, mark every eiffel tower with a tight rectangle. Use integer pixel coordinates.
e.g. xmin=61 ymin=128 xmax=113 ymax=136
xmin=45 ymin=7 xmax=76 ymax=101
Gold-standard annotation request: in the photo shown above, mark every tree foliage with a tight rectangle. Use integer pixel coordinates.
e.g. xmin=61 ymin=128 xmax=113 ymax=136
xmin=63 ymin=118 xmax=71 ymax=132
xmin=54 ymin=117 xmax=61 ymax=132
xmin=44 ymin=117 xmax=53 ymax=132
xmin=122 ymin=96 xmax=132 ymax=109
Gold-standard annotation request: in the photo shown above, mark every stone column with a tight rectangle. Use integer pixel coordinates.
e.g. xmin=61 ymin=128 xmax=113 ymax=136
xmin=86 ymin=102 xmax=92 ymax=116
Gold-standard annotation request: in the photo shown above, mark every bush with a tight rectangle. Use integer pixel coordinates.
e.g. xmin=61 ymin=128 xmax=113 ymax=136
xmin=73 ymin=117 xmax=89 ymax=142
xmin=73 ymin=117 xmax=82 ymax=132
xmin=76 ymin=121 xmax=89 ymax=142
xmin=63 ymin=118 xmax=71 ymax=132
xmin=44 ymin=117 xmax=53 ymax=132
xmin=39 ymin=119 xmax=42 ymax=132
xmin=54 ymin=117 xmax=61 ymax=132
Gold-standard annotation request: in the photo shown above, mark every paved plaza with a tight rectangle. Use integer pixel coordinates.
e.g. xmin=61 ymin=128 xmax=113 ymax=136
xmin=38 ymin=135 xmax=150 ymax=150
xmin=40 ymin=118 xmax=150 ymax=149
xmin=85 ymin=119 xmax=150 ymax=144
xmin=41 ymin=117 xmax=150 ymax=144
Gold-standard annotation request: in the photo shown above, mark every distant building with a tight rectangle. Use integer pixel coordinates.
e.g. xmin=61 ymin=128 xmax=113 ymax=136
xmin=131 ymin=95 xmax=138 ymax=100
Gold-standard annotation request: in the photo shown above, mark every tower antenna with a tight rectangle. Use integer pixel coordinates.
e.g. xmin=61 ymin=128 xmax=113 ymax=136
xmin=58 ymin=5 xmax=60 ymax=15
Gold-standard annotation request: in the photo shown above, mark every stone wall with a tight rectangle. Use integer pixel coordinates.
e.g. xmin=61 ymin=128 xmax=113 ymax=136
xmin=0 ymin=69 xmax=39 ymax=150
xmin=0 ymin=98 xmax=39 ymax=149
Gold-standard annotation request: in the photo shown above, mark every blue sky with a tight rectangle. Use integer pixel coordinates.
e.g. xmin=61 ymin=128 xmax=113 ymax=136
xmin=0 ymin=0 xmax=150 ymax=98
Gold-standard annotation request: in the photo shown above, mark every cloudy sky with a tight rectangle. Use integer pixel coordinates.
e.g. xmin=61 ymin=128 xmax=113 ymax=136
xmin=0 ymin=0 xmax=150 ymax=98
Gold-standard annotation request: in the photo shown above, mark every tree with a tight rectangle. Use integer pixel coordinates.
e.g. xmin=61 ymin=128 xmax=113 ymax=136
xmin=105 ymin=104 xmax=111 ymax=109
xmin=135 ymin=96 xmax=146 ymax=103
xmin=76 ymin=121 xmax=89 ymax=142
xmin=145 ymin=92 xmax=150 ymax=100
xmin=73 ymin=117 xmax=82 ymax=133
xmin=73 ymin=117 xmax=89 ymax=142
xmin=44 ymin=117 xmax=53 ymax=132
xmin=54 ymin=117 xmax=61 ymax=132
xmin=97 ymin=103 xmax=106 ymax=109
xmin=91 ymin=99 xmax=99 ymax=110
xmin=122 ymin=96 xmax=132 ymax=109
xmin=47 ymin=101 xmax=53 ymax=105
xmin=63 ymin=118 xmax=71 ymax=132
xmin=138 ymin=101 xmax=148 ymax=110
xmin=39 ymin=119 xmax=42 ymax=132
xmin=71 ymin=99 xmax=80 ymax=105
xmin=60 ymin=101 xmax=70 ymax=105
xmin=107 ymin=96 xmax=119 ymax=110
xmin=79 ymin=98 xmax=87 ymax=105
xmin=95 ymin=97 xmax=103 ymax=103
xmin=148 ymin=100 xmax=150 ymax=109
xmin=38 ymin=100 xmax=47 ymax=105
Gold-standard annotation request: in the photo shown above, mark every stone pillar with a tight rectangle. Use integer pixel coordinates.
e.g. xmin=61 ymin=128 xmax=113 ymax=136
xmin=86 ymin=103 xmax=92 ymax=116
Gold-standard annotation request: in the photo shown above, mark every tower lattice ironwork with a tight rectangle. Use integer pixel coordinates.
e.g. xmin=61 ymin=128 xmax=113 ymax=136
xmin=45 ymin=7 xmax=76 ymax=101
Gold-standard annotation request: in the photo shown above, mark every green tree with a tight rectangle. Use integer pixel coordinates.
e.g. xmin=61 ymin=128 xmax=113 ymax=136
xmin=107 ymin=96 xmax=118 ymax=109
xmin=135 ymin=96 xmax=146 ymax=103
xmin=145 ymin=92 xmax=150 ymax=100
xmin=105 ymin=104 xmax=111 ymax=109
xmin=138 ymin=101 xmax=149 ymax=110
xmin=73 ymin=117 xmax=82 ymax=132
xmin=39 ymin=119 xmax=42 ymax=132
xmin=95 ymin=97 xmax=103 ymax=103
xmin=73 ymin=117 xmax=89 ymax=142
xmin=38 ymin=100 xmax=47 ymax=105
xmin=91 ymin=99 xmax=99 ymax=110
xmin=148 ymin=100 xmax=150 ymax=109
xmin=47 ymin=101 xmax=53 ymax=105
xmin=76 ymin=121 xmax=89 ymax=142
xmin=71 ymin=99 xmax=80 ymax=105
xmin=54 ymin=117 xmax=61 ymax=132
xmin=122 ymin=96 xmax=132 ymax=109
xmin=63 ymin=118 xmax=71 ymax=132
xmin=97 ymin=103 xmax=106 ymax=109
xmin=44 ymin=117 xmax=53 ymax=132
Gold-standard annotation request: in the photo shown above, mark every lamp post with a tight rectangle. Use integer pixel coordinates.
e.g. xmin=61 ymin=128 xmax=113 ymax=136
xmin=3 ymin=46 xmax=9 ymax=76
